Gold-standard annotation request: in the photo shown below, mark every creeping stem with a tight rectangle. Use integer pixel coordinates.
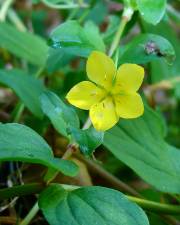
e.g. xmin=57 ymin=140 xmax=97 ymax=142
xmin=1 ymin=183 xmax=180 ymax=215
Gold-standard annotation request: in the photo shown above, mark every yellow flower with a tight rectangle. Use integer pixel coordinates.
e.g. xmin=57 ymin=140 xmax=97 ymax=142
xmin=66 ymin=51 xmax=144 ymax=131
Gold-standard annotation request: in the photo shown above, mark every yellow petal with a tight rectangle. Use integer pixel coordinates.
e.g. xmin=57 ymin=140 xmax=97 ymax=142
xmin=90 ymin=97 xmax=118 ymax=131
xmin=66 ymin=81 xmax=105 ymax=110
xmin=86 ymin=51 xmax=116 ymax=90
xmin=114 ymin=93 xmax=144 ymax=118
xmin=112 ymin=64 xmax=144 ymax=94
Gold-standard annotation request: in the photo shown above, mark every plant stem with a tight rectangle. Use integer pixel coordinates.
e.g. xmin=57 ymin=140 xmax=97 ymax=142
xmin=0 ymin=0 xmax=14 ymax=21
xmin=82 ymin=117 xmax=92 ymax=130
xmin=78 ymin=9 xmax=90 ymax=23
xmin=7 ymin=8 xmax=27 ymax=32
xmin=77 ymin=154 xmax=141 ymax=197
xmin=34 ymin=66 xmax=45 ymax=78
xmin=19 ymin=202 xmax=39 ymax=225
xmin=45 ymin=143 xmax=78 ymax=184
xmin=108 ymin=7 xmax=134 ymax=57
xmin=20 ymin=142 xmax=78 ymax=225
xmin=41 ymin=0 xmax=88 ymax=9
xmin=67 ymin=8 xmax=79 ymax=21
xmin=1 ymin=183 xmax=180 ymax=215
xmin=60 ymin=185 xmax=180 ymax=215
xmin=127 ymin=195 xmax=180 ymax=215
xmin=13 ymin=103 xmax=25 ymax=123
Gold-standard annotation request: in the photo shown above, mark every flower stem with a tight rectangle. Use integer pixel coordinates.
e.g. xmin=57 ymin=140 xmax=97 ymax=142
xmin=108 ymin=7 xmax=134 ymax=57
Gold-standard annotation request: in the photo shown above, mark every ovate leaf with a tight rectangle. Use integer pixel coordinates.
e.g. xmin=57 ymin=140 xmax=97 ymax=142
xmin=0 ymin=69 xmax=45 ymax=118
xmin=39 ymin=184 xmax=149 ymax=225
xmin=137 ymin=0 xmax=167 ymax=25
xmin=0 ymin=123 xmax=78 ymax=177
xmin=40 ymin=91 xmax=79 ymax=137
xmin=0 ymin=22 xmax=48 ymax=66
xmin=104 ymin=105 xmax=180 ymax=193
xmin=142 ymin=19 xmax=180 ymax=83
xmin=83 ymin=21 xmax=105 ymax=52
xmin=119 ymin=34 xmax=175 ymax=65
xmin=49 ymin=20 xmax=105 ymax=57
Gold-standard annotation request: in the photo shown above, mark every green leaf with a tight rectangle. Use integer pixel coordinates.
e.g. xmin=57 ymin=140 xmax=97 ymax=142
xmin=136 ymin=0 xmax=167 ymax=25
xmin=40 ymin=91 xmax=79 ymax=137
xmin=104 ymin=105 xmax=180 ymax=193
xmin=119 ymin=34 xmax=175 ymax=65
xmin=0 ymin=123 xmax=78 ymax=177
xmin=49 ymin=20 xmax=105 ymax=57
xmin=0 ymin=22 xmax=48 ymax=66
xmin=0 ymin=69 xmax=45 ymax=118
xmin=70 ymin=126 xmax=104 ymax=156
xmin=39 ymin=184 xmax=149 ymax=225
xmin=83 ymin=21 xmax=105 ymax=52
xmin=142 ymin=19 xmax=180 ymax=83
